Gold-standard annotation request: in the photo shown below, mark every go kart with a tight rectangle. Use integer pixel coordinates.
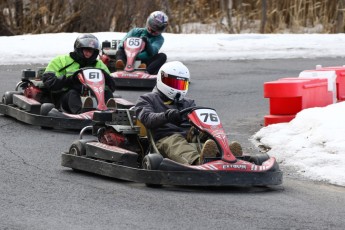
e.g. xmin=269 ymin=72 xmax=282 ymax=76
xmin=61 ymin=106 xmax=283 ymax=187
xmin=0 ymin=68 xmax=134 ymax=130
xmin=100 ymin=37 xmax=156 ymax=89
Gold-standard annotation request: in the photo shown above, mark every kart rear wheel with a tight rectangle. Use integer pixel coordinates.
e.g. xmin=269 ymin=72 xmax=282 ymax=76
xmin=248 ymin=153 xmax=270 ymax=165
xmin=2 ymin=91 xmax=22 ymax=105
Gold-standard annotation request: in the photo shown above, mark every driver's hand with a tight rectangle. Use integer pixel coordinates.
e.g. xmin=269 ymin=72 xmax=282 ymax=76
xmin=165 ymin=109 xmax=182 ymax=125
xmin=141 ymin=36 xmax=148 ymax=43
xmin=64 ymin=73 xmax=79 ymax=86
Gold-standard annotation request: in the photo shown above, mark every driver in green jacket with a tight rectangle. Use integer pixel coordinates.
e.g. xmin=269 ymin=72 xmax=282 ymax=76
xmin=115 ymin=11 xmax=168 ymax=75
xmin=42 ymin=34 xmax=116 ymax=114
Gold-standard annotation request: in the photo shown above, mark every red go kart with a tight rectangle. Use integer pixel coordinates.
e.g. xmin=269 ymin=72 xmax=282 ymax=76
xmin=61 ymin=106 xmax=283 ymax=187
xmin=100 ymin=37 xmax=156 ymax=89
xmin=0 ymin=68 xmax=134 ymax=130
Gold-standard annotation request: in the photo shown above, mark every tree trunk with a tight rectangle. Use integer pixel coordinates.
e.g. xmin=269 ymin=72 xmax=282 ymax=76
xmin=260 ymin=0 xmax=267 ymax=33
xmin=336 ymin=0 xmax=345 ymax=33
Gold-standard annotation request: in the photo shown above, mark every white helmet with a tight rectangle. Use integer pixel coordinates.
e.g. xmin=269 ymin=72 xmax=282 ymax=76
xmin=157 ymin=61 xmax=190 ymax=101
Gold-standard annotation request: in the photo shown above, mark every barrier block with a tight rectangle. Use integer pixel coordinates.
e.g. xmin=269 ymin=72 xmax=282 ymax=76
xmin=264 ymin=77 xmax=332 ymax=116
xmin=264 ymin=114 xmax=296 ymax=126
xmin=300 ymin=65 xmax=345 ymax=101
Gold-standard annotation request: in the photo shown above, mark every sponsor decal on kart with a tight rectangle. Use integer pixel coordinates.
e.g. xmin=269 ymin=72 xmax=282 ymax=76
xmin=222 ymin=164 xmax=247 ymax=170
xmin=89 ymin=142 xmax=133 ymax=153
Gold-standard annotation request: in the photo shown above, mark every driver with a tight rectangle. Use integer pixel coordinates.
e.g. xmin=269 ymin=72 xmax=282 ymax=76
xmin=42 ymin=33 xmax=116 ymax=114
xmin=115 ymin=11 xmax=168 ymax=75
xmin=135 ymin=61 xmax=242 ymax=165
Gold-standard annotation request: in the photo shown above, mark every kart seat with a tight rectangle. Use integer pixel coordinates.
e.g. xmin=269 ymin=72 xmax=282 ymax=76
xmin=146 ymin=129 xmax=160 ymax=154
xmin=136 ymin=119 xmax=147 ymax=137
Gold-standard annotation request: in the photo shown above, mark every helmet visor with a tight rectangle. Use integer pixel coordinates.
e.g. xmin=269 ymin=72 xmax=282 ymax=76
xmin=161 ymin=72 xmax=189 ymax=91
xmin=148 ymin=26 xmax=161 ymax=35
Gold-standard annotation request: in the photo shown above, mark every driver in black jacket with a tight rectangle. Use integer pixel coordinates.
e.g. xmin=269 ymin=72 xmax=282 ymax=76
xmin=135 ymin=61 xmax=219 ymax=165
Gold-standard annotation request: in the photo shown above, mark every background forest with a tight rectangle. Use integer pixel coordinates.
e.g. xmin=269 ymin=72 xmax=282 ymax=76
xmin=1 ymin=0 xmax=345 ymax=36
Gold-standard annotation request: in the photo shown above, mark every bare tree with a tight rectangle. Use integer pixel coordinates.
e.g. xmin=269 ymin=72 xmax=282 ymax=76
xmin=1 ymin=0 xmax=345 ymax=36
xmin=336 ymin=0 xmax=345 ymax=33
xmin=260 ymin=0 xmax=266 ymax=33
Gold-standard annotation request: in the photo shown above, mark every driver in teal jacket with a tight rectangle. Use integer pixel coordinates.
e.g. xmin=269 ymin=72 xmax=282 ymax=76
xmin=115 ymin=11 xmax=168 ymax=74
xmin=42 ymin=34 xmax=116 ymax=114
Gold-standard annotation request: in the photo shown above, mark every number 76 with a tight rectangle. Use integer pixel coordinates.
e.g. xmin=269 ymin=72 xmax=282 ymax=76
xmin=200 ymin=113 xmax=218 ymax=122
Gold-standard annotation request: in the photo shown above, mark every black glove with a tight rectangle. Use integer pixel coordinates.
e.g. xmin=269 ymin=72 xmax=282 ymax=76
xmin=141 ymin=36 xmax=148 ymax=44
xmin=64 ymin=73 xmax=79 ymax=87
xmin=165 ymin=109 xmax=182 ymax=125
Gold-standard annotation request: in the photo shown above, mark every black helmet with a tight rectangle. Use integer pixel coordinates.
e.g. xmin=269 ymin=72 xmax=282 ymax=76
xmin=146 ymin=11 xmax=168 ymax=35
xmin=74 ymin=34 xmax=100 ymax=61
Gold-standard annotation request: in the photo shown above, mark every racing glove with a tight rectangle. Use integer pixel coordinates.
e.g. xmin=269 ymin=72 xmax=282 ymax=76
xmin=141 ymin=36 xmax=148 ymax=43
xmin=64 ymin=73 xmax=79 ymax=87
xmin=141 ymin=36 xmax=153 ymax=56
xmin=42 ymin=72 xmax=74 ymax=91
xmin=165 ymin=109 xmax=182 ymax=125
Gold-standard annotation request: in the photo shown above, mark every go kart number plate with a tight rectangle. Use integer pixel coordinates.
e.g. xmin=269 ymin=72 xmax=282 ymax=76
xmin=195 ymin=109 xmax=220 ymax=126
xmin=126 ymin=38 xmax=142 ymax=48
xmin=83 ymin=69 xmax=103 ymax=83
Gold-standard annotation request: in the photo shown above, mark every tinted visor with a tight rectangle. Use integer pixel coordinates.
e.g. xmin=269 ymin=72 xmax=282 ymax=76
xmin=161 ymin=72 xmax=189 ymax=90
xmin=148 ymin=26 xmax=161 ymax=35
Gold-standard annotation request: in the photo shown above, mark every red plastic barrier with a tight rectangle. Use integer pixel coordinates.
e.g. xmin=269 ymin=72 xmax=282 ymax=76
xmin=302 ymin=66 xmax=345 ymax=101
xmin=264 ymin=114 xmax=296 ymax=127
xmin=264 ymin=77 xmax=332 ymax=126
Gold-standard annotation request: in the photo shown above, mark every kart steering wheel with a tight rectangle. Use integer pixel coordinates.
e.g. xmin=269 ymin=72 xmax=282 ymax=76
xmin=179 ymin=106 xmax=214 ymax=127
xmin=179 ymin=106 xmax=214 ymax=118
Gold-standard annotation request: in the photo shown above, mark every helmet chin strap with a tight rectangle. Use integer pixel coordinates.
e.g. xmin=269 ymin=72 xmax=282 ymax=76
xmin=174 ymin=93 xmax=181 ymax=105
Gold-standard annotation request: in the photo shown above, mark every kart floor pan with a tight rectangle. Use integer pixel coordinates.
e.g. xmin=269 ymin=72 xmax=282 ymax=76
xmin=0 ymin=103 xmax=91 ymax=130
xmin=61 ymin=153 xmax=283 ymax=187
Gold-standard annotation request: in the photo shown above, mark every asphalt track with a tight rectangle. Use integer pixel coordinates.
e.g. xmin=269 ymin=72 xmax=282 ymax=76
xmin=0 ymin=59 xmax=344 ymax=230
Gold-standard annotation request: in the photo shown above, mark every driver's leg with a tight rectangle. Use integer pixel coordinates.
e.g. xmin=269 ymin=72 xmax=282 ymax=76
xmin=156 ymin=134 xmax=199 ymax=165
xmin=60 ymin=89 xmax=82 ymax=114
xmin=146 ymin=53 xmax=167 ymax=74
xmin=115 ymin=48 xmax=126 ymax=70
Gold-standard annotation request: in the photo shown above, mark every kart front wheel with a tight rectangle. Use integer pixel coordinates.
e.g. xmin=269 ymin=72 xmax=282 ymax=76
xmin=40 ymin=103 xmax=55 ymax=116
xmin=69 ymin=140 xmax=87 ymax=156
xmin=142 ymin=153 xmax=163 ymax=170
xmin=142 ymin=154 xmax=163 ymax=187
xmin=248 ymin=153 xmax=270 ymax=165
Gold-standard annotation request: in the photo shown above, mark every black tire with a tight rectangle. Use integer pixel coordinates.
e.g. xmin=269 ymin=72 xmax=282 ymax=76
xmin=40 ymin=103 xmax=56 ymax=129
xmin=142 ymin=154 xmax=163 ymax=170
xmin=68 ymin=140 xmax=86 ymax=156
xmin=40 ymin=103 xmax=55 ymax=116
xmin=68 ymin=139 xmax=97 ymax=156
xmin=248 ymin=153 xmax=270 ymax=165
xmin=2 ymin=91 xmax=22 ymax=105
xmin=142 ymin=154 xmax=164 ymax=188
